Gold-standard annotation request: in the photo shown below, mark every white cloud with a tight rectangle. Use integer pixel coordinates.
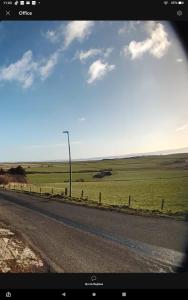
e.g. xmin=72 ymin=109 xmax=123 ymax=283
xmin=176 ymin=123 xmax=188 ymax=132
xmin=118 ymin=25 xmax=127 ymax=35
xmin=75 ymin=47 xmax=113 ymax=62
xmin=118 ymin=21 xmax=141 ymax=35
xmin=39 ymin=51 xmax=59 ymax=80
xmin=144 ymin=21 xmax=156 ymax=34
xmin=0 ymin=50 xmax=60 ymax=89
xmin=44 ymin=23 xmax=65 ymax=44
xmin=176 ymin=58 xmax=183 ymax=63
xmin=0 ymin=50 xmax=38 ymax=89
xmin=45 ymin=29 xmax=62 ymax=43
xmin=0 ymin=22 xmax=95 ymax=89
xmin=76 ymin=48 xmax=102 ymax=61
xmin=123 ymin=22 xmax=171 ymax=60
xmin=64 ymin=21 xmax=94 ymax=48
xmin=87 ymin=60 xmax=115 ymax=84
xmin=45 ymin=21 xmax=94 ymax=49
xmin=24 ymin=141 xmax=81 ymax=149
xmin=78 ymin=117 xmax=86 ymax=122
xmin=103 ymin=48 xmax=113 ymax=58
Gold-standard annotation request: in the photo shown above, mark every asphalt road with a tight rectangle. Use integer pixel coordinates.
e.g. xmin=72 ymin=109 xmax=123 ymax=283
xmin=0 ymin=190 xmax=187 ymax=273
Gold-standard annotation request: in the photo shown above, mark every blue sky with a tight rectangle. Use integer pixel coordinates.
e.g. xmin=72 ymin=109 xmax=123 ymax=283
xmin=0 ymin=21 xmax=188 ymax=162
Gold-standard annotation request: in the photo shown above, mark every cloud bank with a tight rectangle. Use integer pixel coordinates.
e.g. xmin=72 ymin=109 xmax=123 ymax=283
xmin=123 ymin=22 xmax=171 ymax=60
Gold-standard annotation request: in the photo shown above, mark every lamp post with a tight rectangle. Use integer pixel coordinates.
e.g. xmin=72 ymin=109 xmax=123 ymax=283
xmin=63 ymin=131 xmax=72 ymax=197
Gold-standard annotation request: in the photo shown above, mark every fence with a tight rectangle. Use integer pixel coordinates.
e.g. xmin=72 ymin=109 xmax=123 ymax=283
xmin=0 ymin=183 xmax=170 ymax=213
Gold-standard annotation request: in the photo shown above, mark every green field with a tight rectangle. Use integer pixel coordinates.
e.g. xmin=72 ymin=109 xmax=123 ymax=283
xmin=1 ymin=153 xmax=188 ymax=214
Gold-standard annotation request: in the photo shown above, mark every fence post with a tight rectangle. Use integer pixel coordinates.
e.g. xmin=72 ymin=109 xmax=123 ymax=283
xmin=161 ymin=199 xmax=165 ymax=211
xmin=52 ymin=188 xmax=53 ymax=195
xmin=65 ymin=187 xmax=68 ymax=196
xmin=99 ymin=192 xmax=102 ymax=205
xmin=81 ymin=190 xmax=84 ymax=199
xmin=128 ymin=195 xmax=131 ymax=207
xmin=40 ymin=187 xmax=42 ymax=195
xmin=30 ymin=186 xmax=31 ymax=193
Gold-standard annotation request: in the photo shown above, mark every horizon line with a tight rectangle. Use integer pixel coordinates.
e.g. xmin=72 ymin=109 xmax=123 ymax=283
xmin=0 ymin=147 xmax=188 ymax=164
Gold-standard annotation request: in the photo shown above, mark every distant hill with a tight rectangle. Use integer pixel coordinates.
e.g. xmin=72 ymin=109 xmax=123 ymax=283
xmin=1 ymin=147 xmax=188 ymax=164
xmin=71 ymin=147 xmax=188 ymax=162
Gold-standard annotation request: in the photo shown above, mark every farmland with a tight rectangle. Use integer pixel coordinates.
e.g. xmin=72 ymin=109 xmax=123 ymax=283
xmin=1 ymin=152 xmax=188 ymax=214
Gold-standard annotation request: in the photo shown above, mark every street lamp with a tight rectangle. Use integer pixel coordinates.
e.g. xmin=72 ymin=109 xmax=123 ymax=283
xmin=63 ymin=131 xmax=72 ymax=197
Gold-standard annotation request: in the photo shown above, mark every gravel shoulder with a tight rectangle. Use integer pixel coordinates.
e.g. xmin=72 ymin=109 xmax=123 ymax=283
xmin=0 ymin=221 xmax=48 ymax=273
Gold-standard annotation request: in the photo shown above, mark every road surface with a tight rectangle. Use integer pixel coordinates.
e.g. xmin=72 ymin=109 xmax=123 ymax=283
xmin=0 ymin=190 xmax=187 ymax=272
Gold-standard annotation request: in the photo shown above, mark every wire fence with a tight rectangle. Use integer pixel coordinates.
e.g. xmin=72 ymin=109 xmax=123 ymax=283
xmin=0 ymin=182 xmax=179 ymax=214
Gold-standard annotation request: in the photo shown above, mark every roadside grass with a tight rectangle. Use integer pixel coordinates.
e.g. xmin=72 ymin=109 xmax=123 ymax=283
xmin=1 ymin=153 xmax=188 ymax=215
xmin=9 ymin=171 xmax=188 ymax=214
